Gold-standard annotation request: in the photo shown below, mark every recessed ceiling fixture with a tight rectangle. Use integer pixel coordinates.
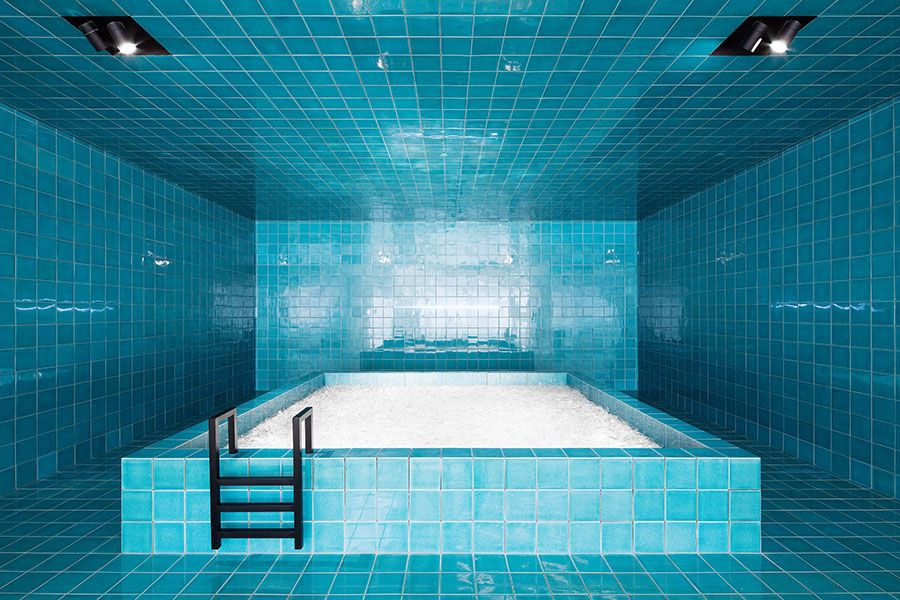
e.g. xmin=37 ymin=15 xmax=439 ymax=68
xmin=64 ymin=16 xmax=170 ymax=56
xmin=740 ymin=21 xmax=770 ymax=54
xmin=106 ymin=21 xmax=137 ymax=55
xmin=713 ymin=16 xmax=815 ymax=56
xmin=75 ymin=21 xmax=110 ymax=52
xmin=770 ymin=20 xmax=803 ymax=54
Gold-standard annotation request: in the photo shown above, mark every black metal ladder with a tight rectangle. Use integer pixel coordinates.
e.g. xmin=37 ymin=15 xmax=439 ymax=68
xmin=208 ymin=406 xmax=313 ymax=550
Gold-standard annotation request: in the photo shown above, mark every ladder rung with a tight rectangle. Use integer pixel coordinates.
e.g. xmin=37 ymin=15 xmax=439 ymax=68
xmin=217 ymin=476 xmax=293 ymax=486
xmin=218 ymin=502 xmax=294 ymax=512
xmin=219 ymin=528 xmax=296 ymax=539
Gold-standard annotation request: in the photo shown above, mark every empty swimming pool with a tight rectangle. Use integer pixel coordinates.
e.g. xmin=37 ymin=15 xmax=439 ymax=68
xmin=239 ymin=384 xmax=657 ymax=448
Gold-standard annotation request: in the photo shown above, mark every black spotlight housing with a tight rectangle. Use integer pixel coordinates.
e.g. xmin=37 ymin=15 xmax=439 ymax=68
xmin=64 ymin=16 xmax=170 ymax=56
xmin=772 ymin=19 xmax=803 ymax=51
xmin=739 ymin=20 xmax=770 ymax=53
xmin=712 ymin=16 xmax=815 ymax=56
xmin=105 ymin=20 xmax=133 ymax=53
xmin=76 ymin=20 xmax=110 ymax=52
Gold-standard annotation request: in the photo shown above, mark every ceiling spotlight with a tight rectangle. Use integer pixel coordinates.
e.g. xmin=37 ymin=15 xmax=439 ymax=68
xmin=76 ymin=20 xmax=110 ymax=52
xmin=713 ymin=16 xmax=814 ymax=56
xmin=740 ymin=20 xmax=770 ymax=53
xmin=64 ymin=16 xmax=170 ymax=56
xmin=770 ymin=19 xmax=802 ymax=53
xmin=106 ymin=21 xmax=136 ymax=54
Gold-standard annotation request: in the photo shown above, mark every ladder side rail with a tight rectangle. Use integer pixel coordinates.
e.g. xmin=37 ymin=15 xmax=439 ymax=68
xmin=208 ymin=407 xmax=237 ymax=550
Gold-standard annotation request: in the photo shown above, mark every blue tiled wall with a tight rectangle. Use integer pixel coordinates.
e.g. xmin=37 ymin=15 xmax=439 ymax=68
xmin=639 ymin=99 xmax=898 ymax=499
xmin=256 ymin=221 xmax=637 ymax=390
xmin=0 ymin=102 xmax=256 ymax=493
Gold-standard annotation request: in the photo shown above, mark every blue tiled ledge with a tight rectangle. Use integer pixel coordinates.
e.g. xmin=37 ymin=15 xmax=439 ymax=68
xmin=122 ymin=372 xmax=760 ymax=554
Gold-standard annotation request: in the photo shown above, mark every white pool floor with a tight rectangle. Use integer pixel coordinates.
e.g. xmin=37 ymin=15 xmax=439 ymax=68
xmin=239 ymin=385 xmax=657 ymax=448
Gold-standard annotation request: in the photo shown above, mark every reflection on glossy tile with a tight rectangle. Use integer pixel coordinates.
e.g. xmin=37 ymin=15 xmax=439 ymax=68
xmin=639 ymin=98 xmax=899 ymax=500
xmin=257 ymin=221 xmax=637 ymax=390
xmin=0 ymin=103 xmax=256 ymax=494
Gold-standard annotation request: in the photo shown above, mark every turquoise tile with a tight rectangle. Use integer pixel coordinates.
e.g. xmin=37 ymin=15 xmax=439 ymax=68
xmin=121 ymin=522 xmax=152 ymax=553
xmin=730 ymin=522 xmax=761 ymax=553
xmin=442 ymin=458 xmax=473 ymax=489
xmin=665 ymin=522 xmax=697 ymax=553
xmin=408 ymin=522 xmax=441 ymax=553
xmin=185 ymin=491 xmax=210 ymax=521
xmin=505 ymin=522 xmax=536 ymax=553
xmin=472 ymin=522 xmax=504 ymax=553
xmin=311 ymin=522 xmax=343 ymax=552
xmin=247 ymin=457 xmax=282 ymax=477
xmin=665 ymin=458 xmax=696 ymax=489
xmin=10 ymin=388 xmax=900 ymax=595
xmin=345 ymin=490 xmax=377 ymax=521
xmin=345 ymin=458 xmax=376 ymax=489
xmin=634 ymin=522 xmax=665 ymax=553
xmin=121 ymin=491 xmax=152 ymax=522
xmin=441 ymin=491 xmax=472 ymax=521
xmin=536 ymin=459 xmax=568 ymax=489
xmin=537 ymin=490 xmax=568 ymax=521
xmin=153 ymin=460 xmax=185 ymax=490
xmin=569 ymin=522 xmax=601 ymax=554
xmin=377 ymin=522 xmax=408 ymax=553
xmin=601 ymin=490 xmax=633 ymax=521
xmin=410 ymin=491 xmax=441 ymax=521
xmin=640 ymin=101 xmax=897 ymax=499
xmin=698 ymin=490 xmax=728 ymax=521
xmin=377 ymin=490 xmax=409 ymax=521
xmin=185 ymin=522 xmax=213 ymax=553
xmin=376 ymin=458 xmax=408 ymax=489
xmin=152 ymin=491 xmax=185 ymax=522
xmin=697 ymin=459 xmax=728 ymax=489
xmin=313 ymin=458 xmax=344 ymax=489
xmin=504 ymin=490 xmax=536 ymax=521
xmin=536 ymin=523 xmax=568 ymax=553
xmin=505 ymin=459 xmax=536 ymax=489
xmin=440 ymin=522 xmax=472 ymax=553
xmin=698 ymin=522 xmax=729 ymax=553
xmin=730 ymin=460 xmax=761 ymax=490
xmin=633 ymin=458 xmax=665 ymax=488
xmin=729 ymin=491 xmax=761 ymax=521
xmin=569 ymin=459 xmax=600 ymax=489
xmin=185 ymin=460 xmax=210 ymax=490
xmin=601 ymin=523 xmax=632 ymax=553
xmin=569 ymin=490 xmax=600 ymax=522
xmin=409 ymin=458 xmax=442 ymax=489
xmin=473 ymin=490 xmax=504 ymax=521
xmin=344 ymin=522 xmax=377 ymax=553
xmin=313 ymin=490 xmax=345 ymax=521
xmin=633 ymin=490 xmax=664 ymax=521
xmin=219 ymin=458 xmax=248 ymax=478
xmin=153 ymin=523 xmax=185 ymax=554
xmin=121 ymin=459 xmax=152 ymax=491
xmin=473 ymin=458 xmax=504 ymax=489
xmin=601 ymin=459 xmax=633 ymax=489
xmin=665 ymin=490 xmax=696 ymax=521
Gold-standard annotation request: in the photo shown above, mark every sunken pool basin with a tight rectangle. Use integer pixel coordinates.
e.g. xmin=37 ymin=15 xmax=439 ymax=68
xmin=240 ymin=384 xmax=658 ymax=449
xmin=121 ymin=372 xmax=761 ymax=554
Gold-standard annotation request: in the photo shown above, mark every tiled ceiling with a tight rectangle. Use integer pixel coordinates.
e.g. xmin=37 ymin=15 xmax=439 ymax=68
xmin=0 ymin=0 xmax=897 ymax=220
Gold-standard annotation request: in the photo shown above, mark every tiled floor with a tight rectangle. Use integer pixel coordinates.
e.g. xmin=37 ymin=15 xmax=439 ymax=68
xmin=1 ymin=416 xmax=899 ymax=599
